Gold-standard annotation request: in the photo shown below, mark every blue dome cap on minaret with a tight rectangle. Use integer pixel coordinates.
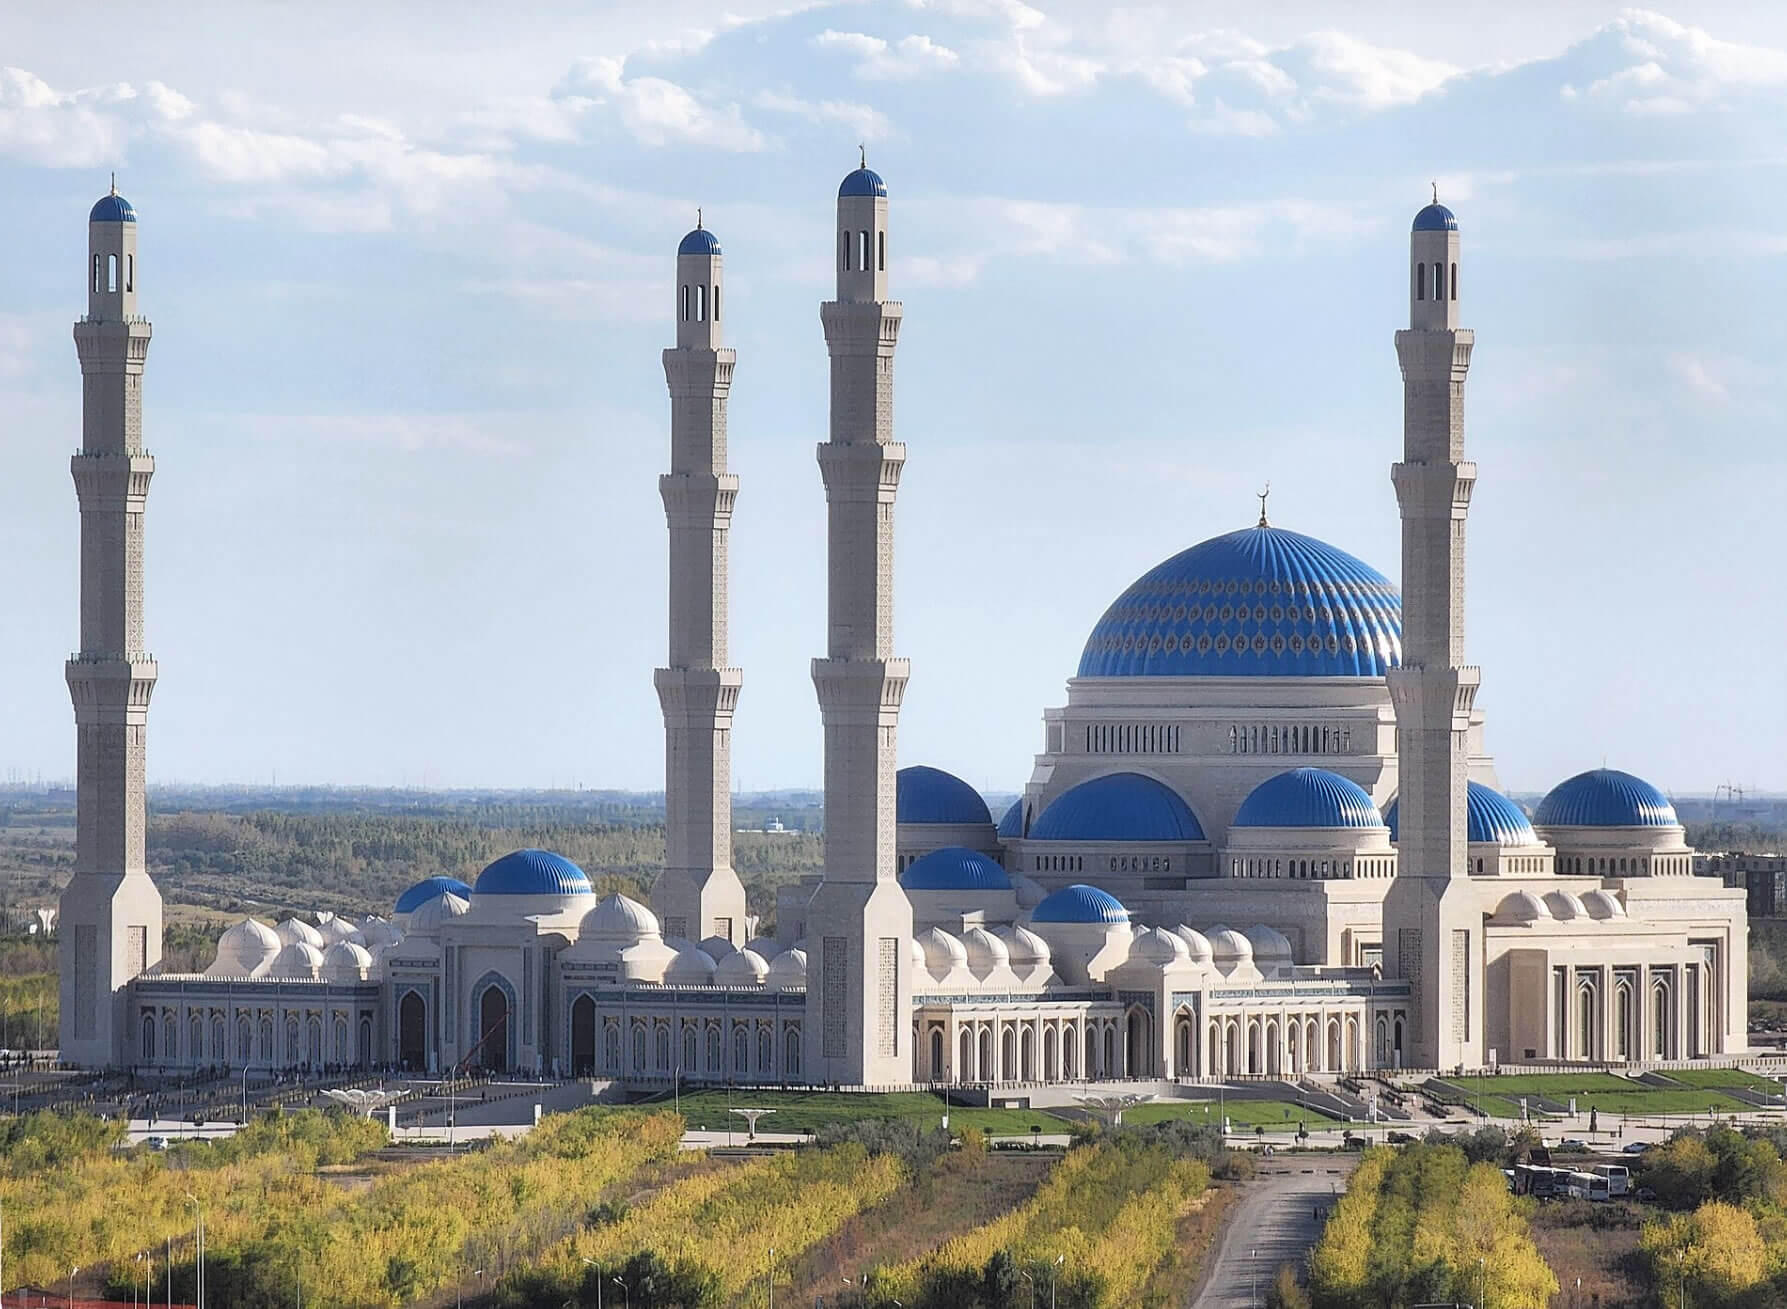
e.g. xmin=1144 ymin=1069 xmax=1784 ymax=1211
xmin=1412 ymin=202 xmax=1456 ymax=232
xmin=90 ymin=192 xmax=136 ymax=224
xmin=839 ymin=167 xmax=887 ymax=198
xmin=678 ymin=226 xmax=721 ymax=256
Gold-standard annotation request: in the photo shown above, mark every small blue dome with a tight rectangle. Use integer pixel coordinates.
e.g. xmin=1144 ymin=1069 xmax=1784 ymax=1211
xmin=395 ymin=876 xmax=472 ymax=914
xmin=900 ymin=846 xmax=1012 ymax=892
xmin=90 ymin=193 xmax=136 ymax=224
xmin=1078 ymin=526 xmax=1401 ymax=679
xmin=997 ymin=798 xmax=1026 ymax=840
xmin=678 ymin=226 xmax=721 ymax=256
xmin=1030 ymin=883 xmax=1129 ymax=925
xmin=1534 ymin=769 xmax=1678 ymax=829
xmin=1031 ymin=773 xmax=1205 ymax=843
xmin=1385 ymin=783 xmax=1538 ymax=846
xmin=897 ymin=765 xmax=992 ymax=826
xmin=1233 ymin=768 xmax=1383 ymax=830
xmin=473 ymin=848 xmax=593 ymax=897
xmin=1412 ymin=203 xmax=1456 ymax=232
xmin=839 ymin=167 xmax=886 ymax=198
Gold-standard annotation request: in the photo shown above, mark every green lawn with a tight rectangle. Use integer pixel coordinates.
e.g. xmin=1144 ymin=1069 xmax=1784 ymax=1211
xmin=635 ymin=1089 xmax=1072 ymax=1135
xmin=1123 ymin=1097 xmax=1345 ymax=1131
xmin=1434 ymin=1074 xmax=1758 ymax=1118
xmin=1662 ymin=1068 xmax=1786 ymax=1095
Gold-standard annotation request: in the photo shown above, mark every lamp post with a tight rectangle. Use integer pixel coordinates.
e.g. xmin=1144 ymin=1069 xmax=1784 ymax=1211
xmin=612 ymin=1276 xmax=628 ymax=1309
xmin=68 ymin=1265 xmax=79 ymax=1309
xmin=766 ymin=1246 xmax=774 ymax=1309
xmin=1478 ymin=1255 xmax=1486 ymax=1309
xmin=1251 ymin=1247 xmax=1258 ymax=1308
xmin=1051 ymin=1253 xmax=1063 ymax=1309
xmin=580 ymin=1259 xmax=603 ymax=1309
xmin=1019 ymin=1270 xmax=1035 ymax=1309
xmin=184 ymin=1193 xmax=204 ymax=1309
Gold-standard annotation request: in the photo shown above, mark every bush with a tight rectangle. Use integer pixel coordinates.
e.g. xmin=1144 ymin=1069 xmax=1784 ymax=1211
xmin=1266 ymin=1263 xmax=1311 ymax=1309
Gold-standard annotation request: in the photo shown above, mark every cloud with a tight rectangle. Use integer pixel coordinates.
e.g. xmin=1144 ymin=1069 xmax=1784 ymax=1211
xmin=973 ymin=196 xmax=1377 ymax=266
xmin=1563 ymin=10 xmax=1787 ymax=113
xmin=753 ymin=90 xmax=894 ymax=141
xmin=813 ymin=30 xmax=961 ymax=80
xmin=0 ymin=67 xmax=134 ymax=167
xmin=555 ymin=57 xmax=765 ymax=150
xmin=1667 ymin=352 xmax=1730 ymax=404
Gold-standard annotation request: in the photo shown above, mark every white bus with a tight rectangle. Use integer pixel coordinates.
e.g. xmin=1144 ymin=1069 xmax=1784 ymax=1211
xmin=1592 ymin=1164 xmax=1630 ymax=1197
xmin=1566 ymin=1171 xmax=1611 ymax=1201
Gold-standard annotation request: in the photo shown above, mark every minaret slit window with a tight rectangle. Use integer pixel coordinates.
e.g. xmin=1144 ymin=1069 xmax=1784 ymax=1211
xmin=682 ymin=285 xmax=690 ymax=322
xmin=859 ymin=230 xmax=870 ymax=271
xmin=878 ymin=230 xmax=885 ymax=271
xmin=1415 ymin=264 xmax=1425 ymax=301
xmin=841 ymin=230 xmax=851 ymax=271
xmin=107 ymin=253 xmax=118 ymax=293
xmin=696 ymin=284 xmax=706 ymax=322
xmin=1433 ymin=262 xmax=1444 ymax=299
xmin=91 ymin=254 xmax=100 ymax=294
xmin=1450 ymin=263 xmax=1458 ymax=300
xmin=712 ymin=283 xmax=720 ymax=321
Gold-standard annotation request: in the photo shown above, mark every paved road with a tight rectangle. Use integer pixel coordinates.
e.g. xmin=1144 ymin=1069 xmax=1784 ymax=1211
xmin=1192 ymin=1158 xmax=1357 ymax=1309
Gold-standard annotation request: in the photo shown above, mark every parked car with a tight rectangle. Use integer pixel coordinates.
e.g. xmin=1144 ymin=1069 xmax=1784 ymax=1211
xmin=1387 ymin=1130 xmax=1417 ymax=1144
xmin=1559 ymin=1138 xmax=1589 ymax=1151
xmin=1622 ymin=1141 xmax=1651 ymax=1155
xmin=144 ymin=1136 xmax=167 ymax=1151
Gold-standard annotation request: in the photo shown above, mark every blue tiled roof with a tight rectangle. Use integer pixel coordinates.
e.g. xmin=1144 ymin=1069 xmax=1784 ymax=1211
xmin=473 ymin=848 xmax=593 ymax=896
xmin=839 ymin=167 xmax=886 ymax=198
xmin=1077 ymin=526 xmax=1401 ymax=678
xmin=1385 ymin=782 xmax=1539 ymax=846
xmin=1030 ymin=883 xmax=1129 ymax=924
xmin=1534 ymin=769 xmax=1678 ymax=828
xmin=1413 ymin=203 xmax=1456 ymax=232
xmin=90 ymin=193 xmax=136 ymax=223
xmin=900 ymin=846 xmax=1012 ymax=892
xmin=1232 ymin=768 xmax=1383 ymax=829
xmin=395 ymin=876 xmax=472 ymax=914
xmin=678 ymin=226 xmax=721 ymax=256
xmin=897 ymin=765 xmax=992 ymax=826
xmin=997 ymin=798 xmax=1026 ymax=840
xmin=1030 ymin=773 xmax=1205 ymax=843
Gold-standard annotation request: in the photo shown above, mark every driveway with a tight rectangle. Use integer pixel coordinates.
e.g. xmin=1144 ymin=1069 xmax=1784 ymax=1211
xmin=1192 ymin=1157 xmax=1357 ymax=1308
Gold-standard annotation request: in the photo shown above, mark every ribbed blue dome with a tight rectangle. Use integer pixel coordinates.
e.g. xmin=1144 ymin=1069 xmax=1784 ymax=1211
xmin=1030 ymin=884 xmax=1129 ymax=924
xmin=1030 ymin=773 xmax=1205 ymax=843
xmin=839 ymin=167 xmax=886 ymax=198
xmin=1534 ymin=769 xmax=1678 ymax=829
xmin=473 ymin=849 xmax=593 ymax=897
xmin=1412 ymin=203 xmax=1456 ymax=232
xmin=1385 ymin=783 xmax=1538 ymax=846
xmin=90 ymin=193 xmax=136 ymax=223
xmin=1233 ymin=768 xmax=1383 ymax=829
xmin=897 ymin=765 xmax=992 ymax=826
xmin=997 ymin=798 xmax=1026 ymax=840
xmin=1077 ymin=526 xmax=1401 ymax=678
xmin=900 ymin=846 xmax=1012 ymax=892
xmin=395 ymin=876 xmax=472 ymax=914
xmin=678 ymin=226 xmax=721 ymax=256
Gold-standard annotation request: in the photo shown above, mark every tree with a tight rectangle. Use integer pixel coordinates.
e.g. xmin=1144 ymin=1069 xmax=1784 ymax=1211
xmin=982 ymin=1249 xmax=1022 ymax=1308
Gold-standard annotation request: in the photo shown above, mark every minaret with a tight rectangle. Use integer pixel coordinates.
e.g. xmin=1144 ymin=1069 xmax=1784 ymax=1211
xmin=803 ymin=157 xmax=915 ymax=1085
xmin=58 ymin=181 xmax=163 ymax=1068
xmin=1383 ymin=193 xmax=1482 ymax=1071
xmin=651 ymin=216 xmax=748 ymax=946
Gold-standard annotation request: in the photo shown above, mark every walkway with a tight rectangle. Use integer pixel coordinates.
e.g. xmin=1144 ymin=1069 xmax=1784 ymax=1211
xmin=1191 ymin=1158 xmax=1357 ymax=1309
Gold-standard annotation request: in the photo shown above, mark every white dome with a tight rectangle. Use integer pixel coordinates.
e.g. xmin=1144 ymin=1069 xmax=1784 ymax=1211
xmin=715 ymin=948 xmax=769 ymax=986
xmin=1011 ymin=873 xmax=1048 ymax=910
xmin=408 ymin=891 xmax=471 ymax=935
xmin=664 ymin=945 xmax=718 ymax=984
xmin=909 ymin=937 xmax=927 ymax=969
xmin=1206 ymin=925 xmax=1254 ymax=963
xmin=1132 ymin=926 xmax=1191 ymax=966
xmin=766 ymin=948 xmax=808 ymax=991
xmin=270 ymin=941 xmax=323 ymax=978
xmin=698 ymin=935 xmax=739 ymax=962
xmin=1544 ymin=890 xmax=1589 ymax=921
xmin=1243 ymin=923 xmax=1294 ymax=960
xmin=580 ymin=893 xmax=660 ymax=941
xmin=1172 ymin=926 xmax=1213 ymax=963
xmin=746 ymin=936 xmax=780 ymax=959
xmin=918 ymin=927 xmax=968 ymax=974
xmin=275 ymin=917 xmax=325 ymax=949
xmin=210 ymin=917 xmax=280 ymax=976
xmin=1495 ymin=890 xmax=1550 ymax=923
xmin=995 ymin=924 xmax=1051 ymax=966
xmin=1582 ymin=889 xmax=1627 ymax=920
xmin=316 ymin=913 xmax=361 ymax=944
xmin=322 ymin=940 xmax=373 ymax=978
xmin=358 ymin=916 xmax=399 ymax=948
xmin=960 ymin=926 xmax=1011 ymax=973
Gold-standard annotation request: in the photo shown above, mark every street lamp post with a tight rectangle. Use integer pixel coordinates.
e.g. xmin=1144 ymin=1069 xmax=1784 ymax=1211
xmin=184 ymin=1194 xmax=204 ymax=1309
xmin=1019 ymin=1270 xmax=1035 ymax=1309
xmin=68 ymin=1266 xmax=79 ymax=1309
xmin=581 ymin=1259 xmax=603 ymax=1309
xmin=767 ymin=1246 xmax=774 ymax=1309
xmin=1051 ymin=1253 xmax=1063 ymax=1309
xmin=1478 ymin=1255 xmax=1486 ymax=1309
xmin=1251 ymin=1247 xmax=1258 ymax=1308
xmin=613 ymin=1276 xmax=629 ymax=1309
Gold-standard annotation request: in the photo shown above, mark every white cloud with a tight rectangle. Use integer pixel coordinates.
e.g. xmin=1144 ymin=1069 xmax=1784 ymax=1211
xmin=753 ymin=90 xmax=894 ymax=142
xmin=813 ymin=30 xmax=961 ymax=80
xmin=179 ymin=121 xmax=342 ymax=183
xmin=1564 ymin=10 xmax=1787 ymax=113
xmin=555 ymin=57 xmax=765 ymax=151
xmin=1667 ymin=352 xmax=1730 ymax=404
xmin=0 ymin=67 xmax=134 ymax=167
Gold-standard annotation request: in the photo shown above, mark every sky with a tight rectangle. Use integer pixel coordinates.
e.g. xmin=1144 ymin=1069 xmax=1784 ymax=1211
xmin=0 ymin=2 xmax=1782 ymax=798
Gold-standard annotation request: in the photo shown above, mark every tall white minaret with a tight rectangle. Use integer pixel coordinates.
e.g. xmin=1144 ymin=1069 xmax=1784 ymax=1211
xmin=651 ymin=217 xmax=748 ymax=946
xmin=59 ymin=181 xmax=164 ymax=1068
xmin=1383 ymin=193 xmax=1482 ymax=1071
xmin=803 ymin=157 xmax=915 ymax=1085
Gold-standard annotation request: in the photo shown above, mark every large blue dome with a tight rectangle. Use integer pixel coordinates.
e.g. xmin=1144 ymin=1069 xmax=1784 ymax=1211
xmin=1233 ymin=768 xmax=1383 ymax=829
xmin=90 ymin=193 xmax=136 ymax=223
xmin=1534 ymin=769 xmax=1678 ymax=828
xmin=473 ymin=849 xmax=593 ymax=897
xmin=1077 ymin=526 xmax=1401 ymax=678
xmin=997 ymin=798 xmax=1026 ymax=840
xmin=839 ymin=167 xmax=886 ymax=198
xmin=897 ymin=765 xmax=992 ymax=826
xmin=900 ymin=846 xmax=1012 ymax=892
xmin=1385 ymin=783 xmax=1538 ymax=846
xmin=1412 ymin=202 xmax=1456 ymax=232
xmin=1030 ymin=883 xmax=1129 ymax=924
xmin=1030 ymin=773 xmax=1205 ymax=843
xmin=678 ymin=226 xmax=721 ymax=256
xmin=395 ymin=875 xmax=472 ymax=914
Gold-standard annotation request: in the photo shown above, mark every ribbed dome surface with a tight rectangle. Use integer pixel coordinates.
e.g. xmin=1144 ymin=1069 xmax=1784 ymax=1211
xmin=1077 ymin=526 xmax=1401 ymax=678
xmin=1031 ymin=773 xmax=1205 ymax=842
xmin=997 ymin=798 xmax=1026 ymax=839
xmin=1386 ymin=782 xmax=1539 ymax=846
xmin=1030 ymin=884 xmax=1129 ymax=924
xmin=474 ymin=848 xmax=593 ymax=896
xmin=1413 ymin=202 xmax=1457 ymax=232
xmin=839 ymin=167 xmax=886 ymax=197
xmin=678 ymin=226 xmax=721 ymax=256
xmin=91 ymin=193 xmax=136 ymax=223
xmin=897 ymin=765 xmax=992 ymax=825
xmin=1232 ymin=768 xmax=1383 ymax=829
xmin=1534 ymin=769 xmax=1678 ymax=828
xmin=396 ymin=876 xmax=472 ymax=914
xmin=900 ymin=846 xmax=1012 ymax=892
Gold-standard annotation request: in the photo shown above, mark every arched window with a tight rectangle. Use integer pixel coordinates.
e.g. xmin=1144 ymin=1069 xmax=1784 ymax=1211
xmin=92 ymin=254 xmax=101 ymax=294
xmin=1433 ymin=262 xmax=1444 ymax=299
xmin=604 ymin=1024 xmax=621 ymax=1071
xmin=712 ymin=283 xmax=720 ymax=321
xmin=685 ymin=1023 xmax=703 ymax=1072
xmin=681 ymin=285 xmax=690 ymax=321
xmin=695 ymin=283 xmax=706 ymax=322
xmin=859 ymin=230 xmax=870 ymax=270
xmin=631 ymin=1024 xmax=647 ymax=1071
xmin=878 ymin=230 xmax=886 ymax=271
xmin=733 ymin=1027 xmax=749 ymax=1075
xmin=840 ymin=230 xmax=851 ymax=271
xmin=108 ymin=253 xmax=118 ymax=294
xmin=1450 ymin=263 xmax=1458 ymax=300
xmin=655 ymin=1026 xmax=671 ymax=1071
xmin=760 ymin=1027 xmax=774 ymax=1074
xmin=260 ymin=1017 xmax=274 ymax=1062
xmin=237 ymin=1016 xmax=253 ymax=1064
xmin=784 ymin=1027 xmax=802 ymax=1078
xmin=706 ymin=1025 xmax=722 ymax=1072
xmin=1415 ymin=262 xmax=1426 ymax=301
xmin=126 ymin=254 xmax=134 ymax=292
xmin=142 ymin=1013 xmax=156 ymax=1059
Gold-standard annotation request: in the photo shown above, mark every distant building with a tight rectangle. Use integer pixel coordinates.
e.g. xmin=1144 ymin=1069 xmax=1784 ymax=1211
xmin=1697 ymin=853 xmax=1787 ymax=917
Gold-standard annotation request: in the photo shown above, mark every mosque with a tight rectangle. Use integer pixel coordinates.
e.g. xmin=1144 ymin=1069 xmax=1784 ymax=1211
xmin=58 ymin=168 xmax=1748 ymax=1086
